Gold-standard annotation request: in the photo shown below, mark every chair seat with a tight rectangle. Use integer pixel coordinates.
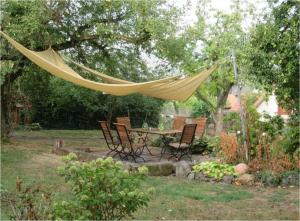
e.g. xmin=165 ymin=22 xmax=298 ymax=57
xmin=169 ymin=142 xmax=189 ymax=149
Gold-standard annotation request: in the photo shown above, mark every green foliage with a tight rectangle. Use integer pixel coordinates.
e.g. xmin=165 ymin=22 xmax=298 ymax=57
xmin=1 ymin=183 xmax=53 ymax=220
xmin=184 ymin=1 xmax=257 ymax=121
xmin=246 ymin=0 xmax=299 ymax=111
xmin=192 ymin=162 xmax=237 ymax=180
xmin=260 ymin=114 xmax=284 ymax=138
xmin=192 ymin=136 xmax=219 ymax=155
xmin=255 ymin=170 xmax=300 ymax=187
xmin=1 ymin=0 xmax=190 ymax=130
xmin=278 ymin=114 xmax=300 ymax=155
xmin=223 ymin=112 xmax=241 ymax=133
xmin=51 ymin=154 xmax=152 ymax=220
xmin=191 ymin=99 xmax=211 ymax=118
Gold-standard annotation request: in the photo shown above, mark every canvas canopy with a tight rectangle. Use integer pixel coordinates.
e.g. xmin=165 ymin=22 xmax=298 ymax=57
xmin=0 ymin=31 xmax=218 ymax=101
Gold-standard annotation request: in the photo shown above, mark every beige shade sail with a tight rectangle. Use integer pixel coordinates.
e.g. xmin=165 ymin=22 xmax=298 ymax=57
xmin=0 ymin=31 xmax=218 ymax=101
xmin=63 ymin=54 xmax=180 ymax=84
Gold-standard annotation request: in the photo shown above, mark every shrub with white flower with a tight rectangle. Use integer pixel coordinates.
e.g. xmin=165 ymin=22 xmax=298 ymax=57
xmin=52 ymin=154 xmax=152 ymax=220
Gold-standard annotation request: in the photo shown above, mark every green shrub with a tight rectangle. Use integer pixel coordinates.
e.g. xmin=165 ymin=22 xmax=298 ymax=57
xmin=223 ymin=112 xmax=241 ymax=133
xmin=1 ymin=182 xmax=52 ymax=220
xmin=255 ymin=170 xmax=300 ymax=187
xmin=192 ymin=138 xmax=209 ymax=154
xmin=279 ymin=114 xmax=299 ymax=156
xmin=260 ymin=114 xmax=284 ymax=138
xmin=255 ymin=170 xmax=281 ymax=186
xmin=192 ymin=161 xmax=237 ymax=180
xmin=280 ymin=170 xmax=300 ymax=186
xmin=191 ymin=136 xmax=218 ymax=154
xmin=51 ymin=154 xmax=153 ymax=220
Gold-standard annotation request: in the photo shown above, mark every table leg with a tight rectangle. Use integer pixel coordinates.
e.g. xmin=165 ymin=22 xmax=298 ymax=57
xmin=137 ymin=131 xmax=153 ymax=156
xmin=159 ymin=135 xmax=170 ymax=160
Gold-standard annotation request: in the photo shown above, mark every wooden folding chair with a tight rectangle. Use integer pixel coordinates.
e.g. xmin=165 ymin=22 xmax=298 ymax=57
xmin=193 ymin=117 xmax=207 ymax=138
xmin=98 ymin=121 xmax=122 ymax=158
xmin=172 ymin=116 xmax=187 ymax=130
xmin=116 ymin=117 xmax=132 ymax=129
xmin=116 ymin=116 xmax=148 ymax=146
xmin=168 ymin=124 xmax=197 ymax=161
xmin=114 ymin=123 xmax=146 ymax=163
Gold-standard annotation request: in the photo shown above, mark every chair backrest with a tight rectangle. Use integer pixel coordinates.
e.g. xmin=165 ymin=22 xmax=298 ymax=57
xmin=116 ymin=117 xmax=132 ymax=129
xmin=114 ymin=123 xmax=131 ymax=146
xmin=180 ymin=124 xmax=197 ymax=144
xmin=99 ymin=121 xmax=115 ymax=145
xmin=194 ymin=117 xmax=207 ymax=137
xmin=172 ymin=116 xmax=186 ymax=130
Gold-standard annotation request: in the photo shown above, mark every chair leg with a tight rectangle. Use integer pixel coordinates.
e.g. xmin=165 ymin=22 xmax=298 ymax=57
xmin=106 ymin=149 xmax=115 ymax=156
xmin=178 ymin=148 xmax=192 ymax=161
xmin=160 ymin=146 xmax=168 ymax=160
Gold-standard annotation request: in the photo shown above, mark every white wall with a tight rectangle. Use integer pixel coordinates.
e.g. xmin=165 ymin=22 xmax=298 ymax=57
xmin=256 ymin=94 xmax=278 ymax=117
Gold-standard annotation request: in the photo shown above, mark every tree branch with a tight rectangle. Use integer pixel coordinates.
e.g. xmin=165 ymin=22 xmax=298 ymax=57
xmin=195 ymin=90 xmax=216 ymax=111
xmin=216 ymin=82 xmax=234 ymax=107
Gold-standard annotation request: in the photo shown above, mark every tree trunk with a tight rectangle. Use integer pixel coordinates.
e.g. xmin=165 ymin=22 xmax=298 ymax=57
xmin=1 ymin=76 xmax=13 ymax=141
xmin=213 ymin=83 xmax=234 ymax=135
xmin=214 ymin=107 xmax=224 ymax=135
xmin=1 ymin=68 xmax=23 ymax=142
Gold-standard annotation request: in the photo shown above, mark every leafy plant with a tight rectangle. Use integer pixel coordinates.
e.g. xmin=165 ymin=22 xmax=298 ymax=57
xmin=255 ymin=170 xmax=300 ymax=187
xmin=192 ymin=162 xmax=237 ymax=180
xmin=0 ymin=180 xmax=52 ymax=220
xmin=51 ymin=154 xmax=153 ymax=220
xmin=279 ymin=113 xmax=300 ymax=156
xmin=191 ymin=136 xmax=218 ymax=154
xmin=255 ymin=170 xmax=281 ymax=187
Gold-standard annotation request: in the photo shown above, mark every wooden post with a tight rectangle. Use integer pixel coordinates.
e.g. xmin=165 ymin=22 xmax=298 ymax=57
xmin=231 ymin=50 xmax=248 ymax=161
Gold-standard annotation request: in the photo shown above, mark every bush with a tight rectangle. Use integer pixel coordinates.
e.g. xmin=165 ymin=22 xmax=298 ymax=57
xmin=255 ymin=170 xmax=281 ymax=187
xmin=0 ymin=181 xmax=52 ymax=220
xmin=51 ymin=154 xmax=153 ymax=220
xmin=223 ymin=112 xmax=241 ymax=133
xmin=192 ymin=161 xmax=237 ymax=180
xmin=191 ymin=136 xmax=218 ymax=154
xmin=279 ymin=114 xmax=299 ymax=156
xmin=255 ymin=170 xmax=299 ymax=187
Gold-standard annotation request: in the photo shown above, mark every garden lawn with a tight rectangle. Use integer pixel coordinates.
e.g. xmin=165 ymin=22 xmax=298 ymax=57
xmin=1 ymin=130 xmax=299 ymax=220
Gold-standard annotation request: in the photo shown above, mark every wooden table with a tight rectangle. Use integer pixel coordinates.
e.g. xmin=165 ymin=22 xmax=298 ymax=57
xmin=129 ymin=128 xmax=182 ymax=160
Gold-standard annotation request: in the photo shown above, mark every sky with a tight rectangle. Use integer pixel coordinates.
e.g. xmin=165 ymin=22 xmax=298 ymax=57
xmin=177 ymin=0 xmax=268 ymax=28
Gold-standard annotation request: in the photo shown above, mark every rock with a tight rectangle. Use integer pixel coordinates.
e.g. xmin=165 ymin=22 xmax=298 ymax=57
xmin=236 ymin=174 xmax=255 ymax=185
xmin=187 ymin=172 xmax=195 ymax=180
xmin=146 ymin=162 xmax=174 ymax=176
xmin=223 ymin=175 xmax=234 ymax=184
xmin=195 ymin=172 xmax=209 ymax=182
xmin=281 ymin=177 xmax=290 ymax=186
xmin=175 ymin=161 xmax=191 ymax=178
xmin=235 ymin=163 xmax=249 ymax=175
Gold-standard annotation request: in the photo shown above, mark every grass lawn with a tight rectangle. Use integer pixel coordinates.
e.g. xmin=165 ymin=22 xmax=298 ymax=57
xmin=1 ymin=130 xmax=299 ymax=220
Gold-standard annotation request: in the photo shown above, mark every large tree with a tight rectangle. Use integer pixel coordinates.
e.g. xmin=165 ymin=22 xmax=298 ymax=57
xmin=246 ymin=0 xmax=299 ymax=111
xmin=180 ymin=0 xmax=257 ymax=134
xmin=1 ymin=0 xmax=192 ymax=140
